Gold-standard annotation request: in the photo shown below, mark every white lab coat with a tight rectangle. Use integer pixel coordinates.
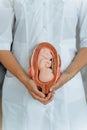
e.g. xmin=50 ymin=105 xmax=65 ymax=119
xmin=0 ymin=0 xmax=87 ymax=130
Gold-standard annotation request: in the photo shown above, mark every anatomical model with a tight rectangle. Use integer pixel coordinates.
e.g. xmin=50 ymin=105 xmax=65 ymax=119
xmin=38 ymin=48 xmax=54 ymax=82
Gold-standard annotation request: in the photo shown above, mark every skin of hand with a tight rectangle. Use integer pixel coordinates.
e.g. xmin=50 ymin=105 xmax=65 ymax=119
xmin=0 ymin=51 xmax=54 ymax=105
xmin=50 ymin=48 xmax=87 ymax=92
xmin=24 ymin=78 xmax=55 ymax=104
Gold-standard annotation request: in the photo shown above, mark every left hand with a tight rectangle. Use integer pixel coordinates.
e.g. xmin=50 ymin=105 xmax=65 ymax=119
xmin=50 ymin=48 xmax=87 ymax=92
xmin=50 ymin=72 xmax=71 ymax=92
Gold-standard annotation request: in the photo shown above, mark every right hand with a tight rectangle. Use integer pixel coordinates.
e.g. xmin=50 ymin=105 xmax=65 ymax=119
xmin=25 ymin=78 xmax=55 ymax=105
xmin=0 ymin=51 xmax=54 ymax=105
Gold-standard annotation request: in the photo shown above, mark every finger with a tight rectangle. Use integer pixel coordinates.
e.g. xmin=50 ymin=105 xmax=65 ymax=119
xmin=45 ymin=92 xmax=52 ymax=100
xmin=31 ymin=92 xmax=49 ymax=105
xmin=32 ymin=86 xmax=45 ymax=98
xmin=44 ymin=92 xmax=54 ymax=101
xmin=31 ymin=92 xmax=53 ymax=105
xmin=29 ymin=79 xmax=45 ymax=98
xmin=43 ymin=95 xmax=54 ymax=105
xmin=30 ymin=92 xmax=36 ymax=99
xmin=44 ymin=93 xmax=54 ymax=105
xmin=31 ymin=91 xmax=46 ymax=101
xmin=50 ymin=86 xmax=56 ymax=92
xmin=30 ymin=91 xmax=43 ymax=100
xmin=50 ymin=84 xmax=58 ymax=92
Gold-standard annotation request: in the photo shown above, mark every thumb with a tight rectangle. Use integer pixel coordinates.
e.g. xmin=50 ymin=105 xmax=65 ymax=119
xmin=50 ymin=81 xmax=60 ymax=92
xmin=33 ymin=86 xmax=45 ymax=98
xmin=50 ymin=85 xmax=56 ymax=92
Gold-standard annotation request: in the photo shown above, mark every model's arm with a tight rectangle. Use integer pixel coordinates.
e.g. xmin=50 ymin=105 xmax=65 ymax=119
xmin=50 ymin=0 xmax=87 ymax=92
xmin=50 ymin=48 xmax=87 ymax=91
xmin=0 ymin=51 xmax=28 ymax=84
xmin=0 ymin=51 xmax=54 ymax=104
xmin=0 ymin=0 xmax=54 ymax=105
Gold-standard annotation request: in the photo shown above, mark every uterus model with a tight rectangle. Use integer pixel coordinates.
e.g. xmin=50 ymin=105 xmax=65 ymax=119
xmin=29 ymin=42 xmax=61 ymax=95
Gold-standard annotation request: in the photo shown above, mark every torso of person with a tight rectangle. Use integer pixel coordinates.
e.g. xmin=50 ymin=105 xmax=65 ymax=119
xmin=8 ymin=0 xmax=81 ymax=76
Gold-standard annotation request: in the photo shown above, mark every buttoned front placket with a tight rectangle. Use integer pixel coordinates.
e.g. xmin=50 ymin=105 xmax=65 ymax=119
xmin=41 ymin=0 xmax=49 ymax=40
xmin=40 ymin=0 xmax=53 ymax=42
xmin=42 ymin=0 xmax=48 ymax=30
xmin=41 ymin=0 xmax=65 ymax=44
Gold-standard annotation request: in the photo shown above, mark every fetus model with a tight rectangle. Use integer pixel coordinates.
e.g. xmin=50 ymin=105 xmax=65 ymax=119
xmin=38 ymin=48 xmax=54 ymax=82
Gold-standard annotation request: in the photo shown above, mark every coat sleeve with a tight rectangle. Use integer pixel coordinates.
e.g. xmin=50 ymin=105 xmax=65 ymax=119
xmin=0 ymin=0 xmax=14 ymax=50
xmin=78 ymin=0 xmax=87 ymax=48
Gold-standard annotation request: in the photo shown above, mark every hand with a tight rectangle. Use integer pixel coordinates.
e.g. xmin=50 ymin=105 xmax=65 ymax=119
xmin=25 ymin=78 xmax=55 ymax=105
xmin=50 ymin=72 xmax=71 ymax=92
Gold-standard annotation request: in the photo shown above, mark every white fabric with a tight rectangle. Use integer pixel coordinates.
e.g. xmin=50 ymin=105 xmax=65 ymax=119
xmin=0 ymin=0 xmax=87 ymax=130
xmin=0 ymin=0 xmax=14 ymax=50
